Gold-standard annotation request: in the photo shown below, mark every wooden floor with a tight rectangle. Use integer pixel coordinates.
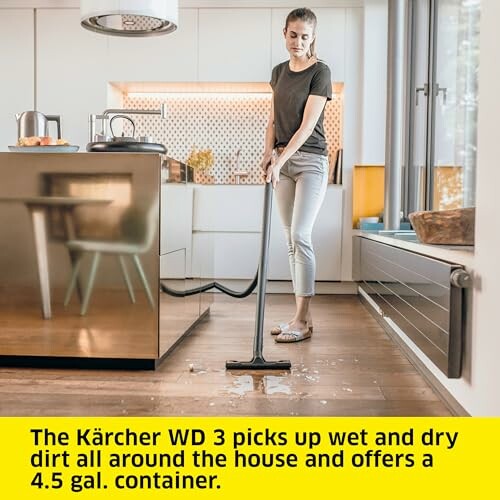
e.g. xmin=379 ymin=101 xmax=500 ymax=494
xmin=0 ymin=294 xmax=452 ymax=416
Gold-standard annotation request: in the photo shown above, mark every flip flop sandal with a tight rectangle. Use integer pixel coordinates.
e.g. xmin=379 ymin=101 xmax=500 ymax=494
xmin=270 ymin=323 xmax=289 ymax=335
xmin=275 ymin=327 xmax=312 ymax=343
xmin=270 ymin=323 xmax=314 ymax=335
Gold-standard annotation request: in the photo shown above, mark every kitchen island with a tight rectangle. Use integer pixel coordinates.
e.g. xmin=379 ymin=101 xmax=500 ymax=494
xmin=0 ymin=152 xmax=209 ymax=369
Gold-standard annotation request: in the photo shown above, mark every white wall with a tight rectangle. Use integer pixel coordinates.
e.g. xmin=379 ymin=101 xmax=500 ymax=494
xmin=0 ymin=9 xmax=34 ymax=148
xmin=361 ymin=0 xmax=387 ymax=164
xmin=460 ymin=0 xmax=500 ymax=415
xmin=340 ymin=1 xmax=387 ymax=281
xmin=340 ymin=7 xmax=364 ymax=281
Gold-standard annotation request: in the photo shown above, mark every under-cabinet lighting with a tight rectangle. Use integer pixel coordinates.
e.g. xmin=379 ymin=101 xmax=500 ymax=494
xmin=126 ymin=92 xmax=341 ymax=100
xmin=127 ymin=92 xmax=272 ymax=99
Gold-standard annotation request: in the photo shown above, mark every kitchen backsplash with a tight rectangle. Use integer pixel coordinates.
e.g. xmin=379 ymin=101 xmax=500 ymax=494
xmin=123 ymin=92 xmax=343 ymax=184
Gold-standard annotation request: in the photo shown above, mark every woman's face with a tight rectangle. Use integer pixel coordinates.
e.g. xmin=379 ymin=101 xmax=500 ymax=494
xmin=283 ymin=19 xmax=315 ymax=59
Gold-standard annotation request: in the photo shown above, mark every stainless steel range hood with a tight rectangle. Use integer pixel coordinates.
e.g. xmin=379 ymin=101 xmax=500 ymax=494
xmin=81 ymin=0 xmax=178 ymax=37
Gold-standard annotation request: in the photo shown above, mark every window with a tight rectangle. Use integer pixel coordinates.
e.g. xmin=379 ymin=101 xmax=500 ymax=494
xmin=405 ymin=0 xmax=480 ymax=214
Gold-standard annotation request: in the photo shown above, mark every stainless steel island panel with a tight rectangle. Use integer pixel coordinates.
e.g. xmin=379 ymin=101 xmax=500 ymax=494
xmin=0 ymin=152 xmax=161 ymax=365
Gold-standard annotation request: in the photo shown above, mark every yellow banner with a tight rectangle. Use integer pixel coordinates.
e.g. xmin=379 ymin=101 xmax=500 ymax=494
xmin=0 ymin=417 xmax=497 ymax=499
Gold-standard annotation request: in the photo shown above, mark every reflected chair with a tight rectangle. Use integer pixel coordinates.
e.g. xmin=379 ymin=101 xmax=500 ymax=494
xmin=64 ymin=200 xmax=158 ymax=315
xmin=42 ymin=173 xmax=133 ymax=302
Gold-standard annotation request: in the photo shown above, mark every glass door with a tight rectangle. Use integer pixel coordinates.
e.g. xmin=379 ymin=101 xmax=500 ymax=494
xmin=432 ymin=0 xmax=480 ymax=210
xmin=406 ymin=0 xmax=480 ymax=214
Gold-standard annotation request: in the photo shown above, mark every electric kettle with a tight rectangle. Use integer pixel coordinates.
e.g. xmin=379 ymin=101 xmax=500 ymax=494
xmin=15 ymin=111 xmax=62 ymax=139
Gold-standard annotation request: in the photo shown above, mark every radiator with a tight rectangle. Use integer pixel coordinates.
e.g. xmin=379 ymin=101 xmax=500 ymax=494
xmin=353 ymin=236 xmax=470 ymax=378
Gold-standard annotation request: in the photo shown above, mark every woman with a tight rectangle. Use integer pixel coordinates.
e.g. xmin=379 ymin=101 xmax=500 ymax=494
xmin=261 ymin=7 xmax=332 ymax=343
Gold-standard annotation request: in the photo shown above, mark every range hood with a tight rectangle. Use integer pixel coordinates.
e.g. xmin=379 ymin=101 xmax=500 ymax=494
xmin=81 ymin=0 xmax=178 ymax=37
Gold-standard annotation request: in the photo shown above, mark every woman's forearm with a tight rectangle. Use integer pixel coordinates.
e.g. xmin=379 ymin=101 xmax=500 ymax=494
xmin=274 ymin=126 xmax=314 ymax=166
xmin=264 ymin=121 xmax=276 ymax=155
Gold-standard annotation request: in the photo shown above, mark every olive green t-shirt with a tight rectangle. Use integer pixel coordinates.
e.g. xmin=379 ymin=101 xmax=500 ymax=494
xmin=270 ymin=60 xmax=332 ymax=156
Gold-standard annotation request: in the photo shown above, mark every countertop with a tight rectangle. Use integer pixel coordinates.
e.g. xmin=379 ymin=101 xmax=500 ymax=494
xmin=353 ymin=229 xmax=474 ymax=268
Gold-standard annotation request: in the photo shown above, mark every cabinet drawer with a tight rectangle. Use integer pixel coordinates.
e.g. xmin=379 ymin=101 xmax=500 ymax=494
xmin=192 ymin=233 xmax=259 ymax=279
xmin=193 ymin=186 xmax=264 ymax=232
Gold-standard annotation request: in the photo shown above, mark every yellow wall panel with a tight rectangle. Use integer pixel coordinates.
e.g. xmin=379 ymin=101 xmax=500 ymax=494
xmin=352 ymin=165 xmax=384 ymax=227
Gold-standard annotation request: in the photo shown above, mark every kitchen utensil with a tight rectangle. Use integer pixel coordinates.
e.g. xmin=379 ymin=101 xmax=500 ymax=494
xmin=109 ymin=114 xmax=136 ymax=142
xmin=16 ymin=111 xmax=62 ymax=139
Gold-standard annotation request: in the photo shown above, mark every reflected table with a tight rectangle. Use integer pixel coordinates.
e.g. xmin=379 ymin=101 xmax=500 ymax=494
xmin=0 ymin=196 xmax=111 ymax=319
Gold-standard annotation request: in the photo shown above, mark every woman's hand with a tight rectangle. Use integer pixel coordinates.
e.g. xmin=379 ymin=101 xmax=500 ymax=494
xmin=260 ymin=151 xmax=273 ymax=173
xmin=265 ymin=156 xmax=281 ymax=189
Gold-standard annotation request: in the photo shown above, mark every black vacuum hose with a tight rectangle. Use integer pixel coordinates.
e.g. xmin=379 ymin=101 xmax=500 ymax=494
xmin=160 ymin=270 xmax=258 ymax=298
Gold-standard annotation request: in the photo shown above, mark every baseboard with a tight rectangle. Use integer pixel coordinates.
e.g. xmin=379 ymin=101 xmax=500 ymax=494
xmin=358 ymin=288 xmax=469 ymax=416
xmin=178 ymin=279 xmax=358 ymax=294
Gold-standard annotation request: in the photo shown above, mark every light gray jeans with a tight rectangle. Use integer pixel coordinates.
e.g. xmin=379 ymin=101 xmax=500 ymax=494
xmin=275 ymin=150 xmax=329 ymax=296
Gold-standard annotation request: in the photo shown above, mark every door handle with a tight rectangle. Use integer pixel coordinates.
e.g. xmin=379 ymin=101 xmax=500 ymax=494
xmin=415 ymin=83 xmax=429 ymax=106
xmin=435 ymin=83 xmax=447 ymax=105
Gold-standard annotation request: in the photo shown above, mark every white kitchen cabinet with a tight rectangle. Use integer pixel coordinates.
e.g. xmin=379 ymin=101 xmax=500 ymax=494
xmin=271 ymin=8 xmax=346 ymax=82
xmin=191 ymin=185 xmax=262 ymax=279
xmin=161 ymin=183 xmax=193 ymax=254
xmin=107 ymin=9 xmax=198 ymax=82
xmin=160 ymin=183 xmax=193 ymax=279
xmin=0 ymin=9 xmax=34 ymax=150
xmin=191 ymin=185 xmax=343 ymax=281
xmin=198 ymin=9 xmax=271 ymax=82
xmin=193 ymin=185 xmax=262 ymax=232
xmin=36 ymin=9 xmax=109 ymax=148
xmin=192 ymin=232 xmax=260 ymax=279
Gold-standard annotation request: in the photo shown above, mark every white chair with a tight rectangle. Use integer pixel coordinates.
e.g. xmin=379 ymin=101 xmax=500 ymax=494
xmin=64 ymin=200 xmax=157 ymax=315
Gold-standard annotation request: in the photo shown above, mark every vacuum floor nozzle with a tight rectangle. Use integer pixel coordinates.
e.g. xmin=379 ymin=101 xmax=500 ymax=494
xmin=226 ymin=357 xmax=291 ymax=370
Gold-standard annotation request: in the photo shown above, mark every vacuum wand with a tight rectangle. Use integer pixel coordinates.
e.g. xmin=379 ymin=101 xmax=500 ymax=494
xmin=226 ymin=181 xmax=291 ymax=370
